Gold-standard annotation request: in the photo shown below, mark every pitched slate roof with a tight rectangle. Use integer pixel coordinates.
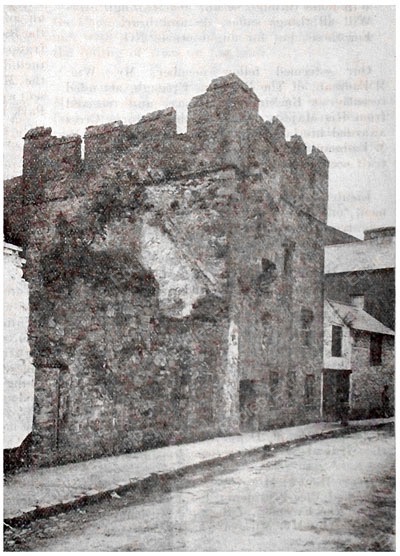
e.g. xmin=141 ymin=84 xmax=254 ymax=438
xmin=327 ymin=299 xmax=395 ymax=336
xmin=324 ymin=236 xmax=395 ymax=273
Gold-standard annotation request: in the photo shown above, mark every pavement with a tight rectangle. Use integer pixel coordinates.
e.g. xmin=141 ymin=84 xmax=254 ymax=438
xmin=3 ymin=417 xmax=394 ymax=525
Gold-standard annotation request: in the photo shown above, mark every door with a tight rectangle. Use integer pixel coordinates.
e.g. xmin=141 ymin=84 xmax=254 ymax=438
xmin=322 ymin=369 xmax=351 ymax=421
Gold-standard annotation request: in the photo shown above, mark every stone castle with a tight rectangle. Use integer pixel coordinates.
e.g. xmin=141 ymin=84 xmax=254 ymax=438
xmin=5 ymin=74 xmax=329 ymax=466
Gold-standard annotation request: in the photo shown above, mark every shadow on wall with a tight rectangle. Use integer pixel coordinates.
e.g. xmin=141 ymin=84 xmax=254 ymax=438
xmin=4 ymin=433 xmax=32 ymax=475
xmin=350 ymin=406 xmax=394 ymax=420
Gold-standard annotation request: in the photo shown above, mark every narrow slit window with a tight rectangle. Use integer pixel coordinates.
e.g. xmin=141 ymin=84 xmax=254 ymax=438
xmin=305 ymin=374 xmax=315 ymax=405
xmin=301 ymin=308 xmax=314 ymax=347
xmin=283 ymin=240 xmax=295 ymax=274
xmin=287 ymin=371 xmax=296 ymax=401
xmin=269 ymin=371 xmax=279 ymax=406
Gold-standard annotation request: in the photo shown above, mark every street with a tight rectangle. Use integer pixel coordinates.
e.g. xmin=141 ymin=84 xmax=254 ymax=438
xmin=4 ymin=427 xmax=395 ymax=551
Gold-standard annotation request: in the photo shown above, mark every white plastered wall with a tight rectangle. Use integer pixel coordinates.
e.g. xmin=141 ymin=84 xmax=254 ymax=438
xmin=3 ymin=244 xmax=35 ymax=448
xmin=323 ymin=301 xmax=352 ymax=370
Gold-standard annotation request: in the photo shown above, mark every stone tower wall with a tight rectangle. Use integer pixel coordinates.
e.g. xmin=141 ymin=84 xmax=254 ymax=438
xmin=5 ymin=74 xmax=328 ymax=465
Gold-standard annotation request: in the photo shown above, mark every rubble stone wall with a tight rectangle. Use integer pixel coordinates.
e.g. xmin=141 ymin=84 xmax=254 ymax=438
xmin=350 ymin=331 xmax=394 ymax=419
xmin=5 ymin=74 xmax=328 ymax=465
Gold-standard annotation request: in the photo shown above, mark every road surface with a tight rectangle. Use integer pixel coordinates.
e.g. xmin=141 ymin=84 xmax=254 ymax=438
xmin=4 ymin=427 xmax=395 ymax=551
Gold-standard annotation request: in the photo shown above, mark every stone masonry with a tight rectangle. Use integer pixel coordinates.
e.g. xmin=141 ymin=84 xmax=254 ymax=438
xmin=4 ymin=74 xmax=329 ymax=466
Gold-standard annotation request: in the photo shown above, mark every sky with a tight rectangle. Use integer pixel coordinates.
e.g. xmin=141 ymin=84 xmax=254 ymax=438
xmin=3 ymin=5 xmax=396 ymax=238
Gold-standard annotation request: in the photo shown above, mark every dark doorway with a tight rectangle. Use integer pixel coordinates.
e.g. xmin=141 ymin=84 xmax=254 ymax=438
xmin=239 ymin=379 xmax=258 ymax=431
xmin=322 ymin=369 xmax=351 ymax=421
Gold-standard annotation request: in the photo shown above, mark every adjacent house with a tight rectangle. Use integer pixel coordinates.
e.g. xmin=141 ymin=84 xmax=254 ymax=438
xmin=323 ymin=299 xmax=394 ymax=420
xmin=324 ymin=227 xmax=395 ymax=330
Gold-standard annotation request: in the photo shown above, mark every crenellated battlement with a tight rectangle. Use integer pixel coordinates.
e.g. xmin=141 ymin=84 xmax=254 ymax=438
xmin=288 ymin=134 xmax=307 ymax=157
xmin=23 ymin=126 xmax=52 ymax=140
xmin=309 ymin=145 xmax=329 ymax=164
xmin=207 ymin=73 xmax=259 ymax=97
xmin=19 ymin=73 xmax=329 ymax=221
xmin=23 ymin=127 xmax=82 ymax=187
xmin=279 ymin=134 xmax=329 ymax=222
xmin=85 ymin=120 xmax=123 ymax=137
xmin=264 ymin=116 xmax=286 ymax=148
xmin=128 ymin=107 xmax=176 ymax=142
xmin=84 ymin=120 xmax=125 ymax=169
